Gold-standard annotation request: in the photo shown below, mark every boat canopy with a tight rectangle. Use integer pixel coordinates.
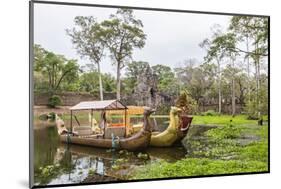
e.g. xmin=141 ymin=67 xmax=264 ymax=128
xmin=70 ymin=100 xmax=127 ymax=111
xmin=106 ymin=106 xmax=146 ymax=115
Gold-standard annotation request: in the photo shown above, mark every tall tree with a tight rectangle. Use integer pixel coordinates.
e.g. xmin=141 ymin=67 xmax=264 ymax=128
xmin=202 ymin=31 xmax=239 ymax=115
xmin=230 ymin=55 xmax=237 ymax=116
xmin=99 ymin=9 xmax=146 ymax=100
xmin=200 ymin=25 xmax=227 ymax=114
xmin=175 ymin=61 xmax=216 ymax=106
xmin=228 ymin=16 xmax=268 ymax=117
xmin=34 ymin=45 xmax=79 ymax=93
xmin=67 ymin=16 xmax=105 ymax=100
xmin=228 ymin=17 xmax=252 ymax=101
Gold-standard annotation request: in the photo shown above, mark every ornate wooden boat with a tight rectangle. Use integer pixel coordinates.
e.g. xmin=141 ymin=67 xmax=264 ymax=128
xmin=98 ymin=105 xmax=193 ymax=147
xmin=150 ymin=107 xmax=193 ymax=147
xmin=56 ymin=100 xmax=155 ymax=151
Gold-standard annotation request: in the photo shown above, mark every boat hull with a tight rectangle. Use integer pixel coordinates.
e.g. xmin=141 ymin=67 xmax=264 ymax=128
xmin=150 ymin=129 xmax=178 ymax=147
xmin=149 ymin=115 xmax=193 ymax=147
xmin=60 ymin=129 xmax=151 ymax=151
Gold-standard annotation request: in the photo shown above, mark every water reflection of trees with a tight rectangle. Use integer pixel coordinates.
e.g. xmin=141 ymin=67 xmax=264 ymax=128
xmin=34 ymin=127 xmax=110 ymax=185
xmin=34 ymin=127 xmax=75 ymax=185
xmin=34 ymin=127 xmax=60 ymax=184
xmin=34 ymin=145 xmax=74 ymax=185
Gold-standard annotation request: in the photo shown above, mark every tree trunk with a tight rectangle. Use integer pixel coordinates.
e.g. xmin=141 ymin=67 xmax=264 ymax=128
xmin=55 ymin=67 xmax=75 ymax=91
xmin=116 ymin=62 xmax=121 ymax=100
xmin=48 ymin=70 xmax=52 ymax=90
xmin=246 ymin=36 xmax=250 ymax=78
xmin=217 ymin=58 xmax=222 ymax=114
xmin=257 ymin=55 xmax=261 ymax=117
xmin=246 ymin=36 xmax=251 ymax=105
xmin=231 ymin=57 xmax=236 ymax=116
xmin=255 ymin=42 xmax=261 ymax=118
xmin=232 ymin=79 xmax=235 ymax=116
xmin=97 ymin=62 xmax=104 ymax=100
xmin=52 ymin=63 xmax=55 ymax=90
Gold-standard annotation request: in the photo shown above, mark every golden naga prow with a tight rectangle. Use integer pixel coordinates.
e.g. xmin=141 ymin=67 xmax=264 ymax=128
xmin=150 ymin=107 xmax=182 ymax=147
xmin=150 ymin=107 xmax=193 ymax=147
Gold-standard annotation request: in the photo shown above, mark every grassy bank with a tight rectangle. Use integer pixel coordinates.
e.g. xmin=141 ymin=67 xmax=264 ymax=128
xmin=131 ymin=115 xmax=268 ymax=179
xmin=192 ymin=114 xmax=260 ymax=126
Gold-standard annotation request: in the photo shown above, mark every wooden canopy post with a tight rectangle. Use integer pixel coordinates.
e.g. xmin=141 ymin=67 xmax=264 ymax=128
xmin=124 ymin=109 xmax=127 ymax=137
xmin=70 ymin=110 xmax=73 ymax=133
xmin=103 ymin=120 xmax=106 ymax=139
xmin=103 ymin=111 xmax=106 ymax=139
xmin=91 ymin=109 xmax=93 ymax=127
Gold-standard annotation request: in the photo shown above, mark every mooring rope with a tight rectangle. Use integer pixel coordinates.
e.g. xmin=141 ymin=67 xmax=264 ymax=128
xmin=111 ymin=133 xmax=120 ymax=149
xmin=67 ymin=132 xmax=71 ymax=144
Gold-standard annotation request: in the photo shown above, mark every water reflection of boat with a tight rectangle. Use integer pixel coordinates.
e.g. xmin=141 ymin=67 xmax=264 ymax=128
xmin=56 ymin=100 xmax=155 ymax=151
xmin=57 ymin=144 xmax=115 ymax=160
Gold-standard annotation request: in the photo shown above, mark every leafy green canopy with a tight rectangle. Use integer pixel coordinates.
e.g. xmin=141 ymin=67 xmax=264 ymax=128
xmin=34 ymin=45 xmax=79 ymax=93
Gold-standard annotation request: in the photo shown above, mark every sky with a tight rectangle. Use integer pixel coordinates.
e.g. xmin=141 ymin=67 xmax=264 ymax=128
xmin=34 ymin=3 xmax=232 ymax=76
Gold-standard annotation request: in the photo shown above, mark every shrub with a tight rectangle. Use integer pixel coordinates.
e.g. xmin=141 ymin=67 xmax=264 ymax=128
xmin=38 ymin=114 xmax=48 ymax=121
xmin=206 ymin=123 xmax=242 ymax=140
xmin=247 ymin=115 xmax=259 ymax=120
xmin=38 ymin=112 xmax=56 ymax=121
xmin=47 ymin=95 xmax=62 ymax=108
xmin=48 ymin=112 xmax=56 ymax=121
xmin=244 ymin=93 xmax=267 ymax=120
xmin=203 ymin=110 xmax=219 ymax=116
